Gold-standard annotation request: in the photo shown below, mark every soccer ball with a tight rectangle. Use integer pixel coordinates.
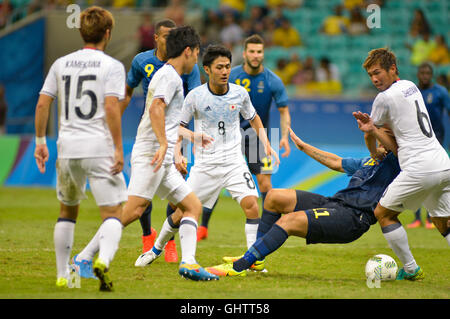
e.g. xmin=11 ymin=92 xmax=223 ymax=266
xmin=365 ymin=254 xmax=398 ymax=281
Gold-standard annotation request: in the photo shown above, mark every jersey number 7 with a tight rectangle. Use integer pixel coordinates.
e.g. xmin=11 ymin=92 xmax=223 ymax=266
xmin=62 ymin=75 xmax=98 ymax=120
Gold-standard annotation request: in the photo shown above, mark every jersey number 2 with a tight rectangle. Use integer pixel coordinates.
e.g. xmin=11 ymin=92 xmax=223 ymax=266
xmin=62 ymin=75 xmax=98 ymax=120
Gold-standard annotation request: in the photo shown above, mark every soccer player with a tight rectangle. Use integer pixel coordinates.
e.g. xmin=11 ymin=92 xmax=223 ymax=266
xmin=197 ymin=34 xmax=292 ymax=241
xmin=353 ymin=48 xmax=450 ymax=280
xmin=123 ymin=19 xmax=201 ymax=261
xmin=407 ymin=62 xmax=450 ymax=229
xmin=134 ymin=44 xmax=280 ymax=269
xmin=34 ymin=6 xmax=126 ymax=291
xmin=205 ymin=127 xmax=401 ymax=277
xmin=119 ymin=26 xmax=218 ymax=281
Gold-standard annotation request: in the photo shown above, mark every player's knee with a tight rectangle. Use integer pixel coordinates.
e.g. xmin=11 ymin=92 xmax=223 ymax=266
xmin=264 ymin=189 xmax=289 ymax=212
xmin=276 ymin=211 xmax=307 ymax=237
xmin=241 ymin=196 xmax=259 ymax=219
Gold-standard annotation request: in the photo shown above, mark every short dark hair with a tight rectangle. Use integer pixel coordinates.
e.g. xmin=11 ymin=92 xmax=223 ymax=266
xmin=165 ymin=26 xmax=201 ymax=59
xmin=202 ymin=44 xmax=232 ymax=67
xmin=418 ymin=62 xmax=433 ymax=74
xmin=155 ymin=19 xmax=176 ymax=34
xmin=244 ymin=34 xmax=264 ymax=50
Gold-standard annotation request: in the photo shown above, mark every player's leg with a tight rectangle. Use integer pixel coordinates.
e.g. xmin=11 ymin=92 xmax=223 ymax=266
xmin=55 ymin=203 xmax=78 ymax=287
xmin=259 ymin=189 xmax=298 ymax=239
xmin=375 ymin=204 xmax=422 ymax=279
xmin=198 ymin=199 xmax=219 ymax=241
xmin=164 ymin=202 xmax=179 ymax=262
xmin=407 ymin=208 xmax=423 ymax=228
xmin=239 ymin=195 xmax=260 ymax=249
xmin=139 ymin=202 xmax=157 ymax=253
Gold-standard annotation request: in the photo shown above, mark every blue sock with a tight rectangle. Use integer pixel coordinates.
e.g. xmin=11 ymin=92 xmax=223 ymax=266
xmin=201 ymin=199 xmax=217 ymax=227
xmin=257 ymin=208 xmax=281 ymax=239
xmin=139 ymin=202 xmax=153 ymax=236
xmin=166 ymin=204 xmax=177 ymax=241
xmin=233 ymin=224 xmax=288 ymax=272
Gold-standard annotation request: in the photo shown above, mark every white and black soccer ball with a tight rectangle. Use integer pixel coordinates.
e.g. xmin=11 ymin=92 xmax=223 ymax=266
xmin=365 ymin=254 xmax=398 ymax=281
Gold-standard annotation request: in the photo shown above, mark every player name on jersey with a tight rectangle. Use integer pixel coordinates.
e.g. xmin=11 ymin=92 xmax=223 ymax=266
xmin=65 ymin=60 xmax=101 ymax=68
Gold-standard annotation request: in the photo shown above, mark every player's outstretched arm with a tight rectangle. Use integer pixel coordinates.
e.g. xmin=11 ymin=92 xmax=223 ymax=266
xmin=279 ymin=106 xmax=291 ymax=158
xmin=105 ymin=96 xmax=124 ymax=175
xmin=289 ymin=128 xmax=344 ymax=172
xmin=34 ymin=94 xmax=53 ymax=174
xmin=178 ymin=125 xmax=214 ymax=148
xmin=119 ymin=84 xmax=134 ymax=116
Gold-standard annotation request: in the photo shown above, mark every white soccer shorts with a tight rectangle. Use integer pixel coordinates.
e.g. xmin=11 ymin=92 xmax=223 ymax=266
xmin=127 ymin=155 xmax=191 ymax=205
xmin=380 ymin=169 xmax=450 ymax=217
xmin=187 ymin=161 xmax=259 ymax=209
xmin=56 ymin=157 xmax=127 ymax=207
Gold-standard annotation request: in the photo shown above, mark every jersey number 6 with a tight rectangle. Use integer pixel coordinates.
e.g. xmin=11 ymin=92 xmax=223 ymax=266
xmin=415 ymin=100 xmax=433 ymax=138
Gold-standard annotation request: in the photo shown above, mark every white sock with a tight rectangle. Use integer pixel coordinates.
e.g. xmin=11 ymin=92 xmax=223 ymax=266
xmin=154 ymin=216 xmax=179 ymax=252
xmin=98 ymin=218 xmax=122 ymax=268
xmin=245 ymin=218 xmax=260 ymax=249
xmin=54 ymin=219 xmax=75 ymax=279
xmin=445 ymin=233 xmax=450 ymax=246
xmin=77 ymin=229 xmax=100 ymax=261
xmin=382 ymin=223 xmax=418 ymax=273
xmin=179 ymin=217 xmax=198 ymax=264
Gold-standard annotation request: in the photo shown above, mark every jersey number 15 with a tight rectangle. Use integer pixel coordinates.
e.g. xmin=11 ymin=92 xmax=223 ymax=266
xmin=62 ymin=75 xmax=98 ymax=120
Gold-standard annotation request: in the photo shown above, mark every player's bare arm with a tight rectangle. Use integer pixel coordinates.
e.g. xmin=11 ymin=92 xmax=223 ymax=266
xmin=289 ymin=127 xmax=344 ymax=172
xmin=34 ymin=94 xmax=53 ymax=174
xmin=249 ymin=114 xmax=280 ymax=166
xmin=105 ymin=95 xmax=124 ymax=175
xmin=119 ymin=84 xmax=134 ymax=116
xmin=149 ymin=97 xmax=168 ymax=172
xmin=178 ymin=125 xmax=214 ymax=148
xmin=278 ymin=106 xmax=291 ymax=158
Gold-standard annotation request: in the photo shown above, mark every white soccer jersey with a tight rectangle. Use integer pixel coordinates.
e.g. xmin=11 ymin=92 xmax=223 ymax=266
xmin=371 ymin=79 xmax=450 ymax=174
xmin=180 ymin=83 xmax=257 ymax=165
xmin=40 ymin=48 xmax=126 ymax=159
xmin=132 ymin=64 xmax=184 ymax=164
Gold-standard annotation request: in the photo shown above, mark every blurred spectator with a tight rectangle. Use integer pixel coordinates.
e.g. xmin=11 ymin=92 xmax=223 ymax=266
xmin=428 ymin=35 xmax=450 ymax=66
xmin=0 ymin=0 xmax=12 ymax=29
xmin=136 ymin=13 xmax=155 ymax=53
xmin=437 ymin=74 xmax=450 ymax=92
xmin=266 ymin=0 xmax=303 ymax=10
xmin=219 ymin=11 xmax=243 ymax=48
xmin=112 ymin=0 xmax=136 ymax=8
xmin=321 ymin=5 xmax=350 ymax=36
xmin=274 ymin=54 xmax=301 ymax=85
xmin=409 ymin=9 xmax=432 ymax=39
xmin=292 ymin=56 xmax=315 ymax=86
xmin=343 ymin=0 xmax=364 ymax=10
xmin=202 ymin=10 xmax=222 ymax=44
xmin=409 ymin=31 xmax=436 ymax=66
xmin=315 ymin=57 xmax=342 ymax=94
xmin=260 ymin=15 xmax=276 ymax=47
xmin=220 ymin=0 xmax=245 ymax=17
xmin=0 ymin=85 xmax=7 ymax=134
xmin=164 ymin=0 xmax=185 ymax=26
xmin=272 ymin=17 xmax=301 ymax=48
xmin=347 ymin=7 xmax=369 ymax=35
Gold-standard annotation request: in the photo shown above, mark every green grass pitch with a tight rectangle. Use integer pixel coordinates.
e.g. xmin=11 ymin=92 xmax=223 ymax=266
xmin=0 ymin=187 xmax=448 ymax=300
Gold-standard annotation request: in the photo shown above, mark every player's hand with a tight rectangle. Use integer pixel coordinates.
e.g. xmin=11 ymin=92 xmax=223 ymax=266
xmin=264 ymin=144 xmax=280 ymax=167
xmin=111 ymin=148 xmax=124 ymax=175
xmin=34 ymin=144 xmax=49 ymax=174
xmin=370 ymin=147 xmax=387 ymax=163
xmin=289 ymin=127 xmax=305 ymax=150
xmin=352 ymin=111 xmax=375 ymax=134
xmin=151 ymin=143 xmax=168 ymax=173
xmin=174 ymin=152 xmax=188 ymax=175
xmin=193 ymin=132 xmax=214 ymax=148
xmin=279 ymin=137 xmax=291 ymax=158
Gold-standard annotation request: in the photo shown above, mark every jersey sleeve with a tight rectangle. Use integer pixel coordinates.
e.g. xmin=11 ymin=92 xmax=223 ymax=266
xmin=153 ymin=72 xmax=179 ymax=106
xmin=439 ymin=85 xmax=450 ymax=112
xmin=341 ymin=157 xmax=371 ymax=176
xmin=240 ymin=89 xmax=257 ymax=121
xmin=180 ymin=91 xmax=195 ymax=127
xmin=270 ymin=72 xmax=289 ymax=108
xmin=105 ymin=61 xmax=126 ymax=100
xmin=370 ymin=93 xmax=389 ymax=127
xmin=40 ymin=60 xmax=58 ymax=98
xmin=126 ymin=55 xmax=143 ymax=88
